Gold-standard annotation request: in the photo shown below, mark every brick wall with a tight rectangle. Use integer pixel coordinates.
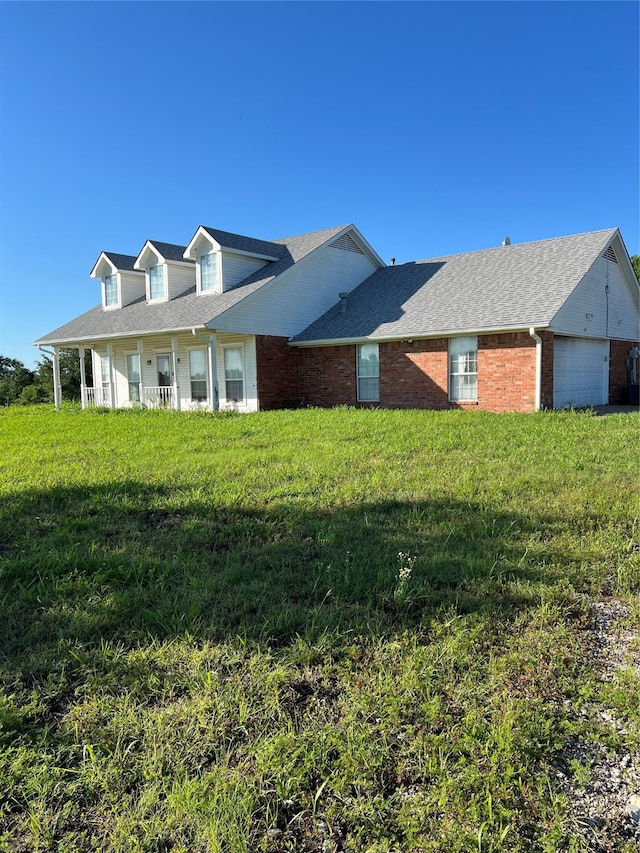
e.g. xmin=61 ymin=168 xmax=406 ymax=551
xmin=297 ymin=344 xmax=358 ymax=407
xmin=477 ymin=332 xmax=538 ymax=412
xmin=609 ymin=338 xmax=640 ymax=404
xmin=255 ymin=336 xmax=301 ymax=410
xmin=294 ymin=332 xmax=541 ymax=413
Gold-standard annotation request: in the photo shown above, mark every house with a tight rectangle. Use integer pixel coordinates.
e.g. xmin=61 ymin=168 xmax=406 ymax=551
xmin=34 ymin=225 xmax=384 ymax=412
xmin=34 ymin=225 xmax=640 ymax=413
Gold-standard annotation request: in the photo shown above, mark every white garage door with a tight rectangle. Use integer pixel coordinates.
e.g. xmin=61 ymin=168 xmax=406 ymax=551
xmin=553 ymin=337 xmax=609 ymax=408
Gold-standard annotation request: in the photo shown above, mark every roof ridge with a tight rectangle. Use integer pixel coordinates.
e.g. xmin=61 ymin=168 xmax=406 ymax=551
xmin=418 ymin=228 xmax=618 ymax=264
xmin=273 ymin=223 xmax=351 ymax=244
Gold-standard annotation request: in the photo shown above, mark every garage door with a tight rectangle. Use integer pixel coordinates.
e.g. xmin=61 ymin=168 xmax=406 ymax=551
xmin=553 ymin=337 xmax=609 ymax=408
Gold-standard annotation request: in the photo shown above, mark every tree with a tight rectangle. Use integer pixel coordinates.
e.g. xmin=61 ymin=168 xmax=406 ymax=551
xmin=631 ymin=255 xmax=640 ymax=284
xmin=35 ymin=349 xmax=93 ymax=402
xmin=0 ymin=356 xmax=34 ymax=406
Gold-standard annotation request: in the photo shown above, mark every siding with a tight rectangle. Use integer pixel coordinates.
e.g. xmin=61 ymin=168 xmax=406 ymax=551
xmin=552 ymin=253 xmax=639 ymax=341
xmin=217 ymin=243 xmax=378 ymax=337
xmin=222 ymin=253 xmax=268 ymax=290
xmin=120 ymin=271 xmax=146 ymax=307
xmin=166 ymin=262 xmax=196 ymax=300
xmin=216 ymin=334 xmax=258 ymax=412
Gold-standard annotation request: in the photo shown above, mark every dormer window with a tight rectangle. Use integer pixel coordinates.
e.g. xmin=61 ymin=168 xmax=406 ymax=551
xmin=104 ymin=274 xmax=119 ymax=307
xmin=149 ymin=264 xmax=166 ymax=301
xmin=199 ymin=252 xmax=219 ymax=293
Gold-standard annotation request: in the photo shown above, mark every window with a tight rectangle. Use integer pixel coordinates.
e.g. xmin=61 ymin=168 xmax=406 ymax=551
xmin=126 ymin=354 xmax=141 ymax=403
xmin=149 ymin=264 xmax=165 ymax=300
xmin=104 ymin=274 xmax=118 ymax=307
xmin=100 ymin=355 xmax=110 ymax=390
xmin=199 ymin=252 xmax=218 ymax=293
xmin=449 ymin=336 xmax=478 ymax=402
xmin=224 ymin=347 xmax=244 ymax=402
xmin=189 ymin=350 xmax=208 ymax=402
xmin=357 ymin=343 xmax=379 ymax=401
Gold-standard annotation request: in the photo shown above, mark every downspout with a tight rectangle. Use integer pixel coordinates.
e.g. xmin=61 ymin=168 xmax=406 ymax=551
xmin=38 ymin=345 xmax=62 ymax=409
xmin=529 ymin=328 xmax=542 ymax=411
xmin=192 ymin=328 xmax=219 ymax=411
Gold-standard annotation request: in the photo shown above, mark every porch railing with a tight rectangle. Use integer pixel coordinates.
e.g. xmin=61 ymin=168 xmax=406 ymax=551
xmin=142 ymin=386 xmax=176 ymax=408
xmin=82 ymin=386 xmax=111 ymax=407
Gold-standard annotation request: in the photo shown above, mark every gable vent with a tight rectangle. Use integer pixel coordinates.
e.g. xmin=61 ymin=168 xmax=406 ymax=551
xmin=603 ymin=245 xmax=618 ymax=264
xmin=330 ymin=233 xmax=365 ymax=255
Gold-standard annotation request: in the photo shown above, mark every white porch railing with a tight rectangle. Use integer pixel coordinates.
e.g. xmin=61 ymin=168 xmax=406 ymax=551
xmin=82 ymin=385 xmax=111 ymax=407
xmin=142 ymin=386 xmax=176 ymax=408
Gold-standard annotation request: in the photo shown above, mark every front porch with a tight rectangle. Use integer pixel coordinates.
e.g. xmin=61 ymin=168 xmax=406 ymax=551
xmin=48 ymin=331 xmax=259 ymax=413
xmin=81 ymin=385 xmax=179 ymax=409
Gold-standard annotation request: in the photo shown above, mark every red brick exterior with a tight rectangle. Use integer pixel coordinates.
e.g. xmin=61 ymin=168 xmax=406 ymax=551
xmin=296 ymin=332 xmax=543 ymax=413
xmin=255 ymin=336 xmax=301 ymax=410
xmin=609 ymin=338 xmax=640 ymax=404
xmin=257 ymin=332 xmax=640 ymax=413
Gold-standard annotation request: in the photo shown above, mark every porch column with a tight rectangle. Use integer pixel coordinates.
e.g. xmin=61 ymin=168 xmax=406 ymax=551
xmin=107 ymin=343 xmax=116 ymax=408
xmin=209 ymin=333 xmax=219 ymax=411
xmin=53 ymin=347 xmax=62 ymax=409
xmin=78 ymin=346 xmax=87 ymax=409
xmin=171 ymin=336 xmax=180 ymax=410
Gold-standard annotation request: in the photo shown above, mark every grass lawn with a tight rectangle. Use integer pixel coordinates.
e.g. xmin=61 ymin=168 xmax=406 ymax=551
xmin=0 ymin=405 xmax=638 ymax=852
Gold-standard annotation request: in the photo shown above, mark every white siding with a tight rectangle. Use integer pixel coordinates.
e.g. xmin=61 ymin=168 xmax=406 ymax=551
xmin=552 ymin=253 xmax=640 ymax=341
xmin=217 ymin=242 xmax=378 ymax=336
xmin=221 ymin=253 xmax=268 ymax=290
xmin=166 ymin=262 xmax=196 ymax=300
xmin=216 ymin=334 xmax=258 ymax=413
xmin=120 ymin=271 xmax=146 ymax=307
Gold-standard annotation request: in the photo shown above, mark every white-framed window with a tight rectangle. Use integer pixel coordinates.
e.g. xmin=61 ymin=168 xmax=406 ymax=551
xmin=189 ymin=349 xmax=208 ymax=402
xmin=449 ymin=336 xmax=478 ymax=402
xmin=100 ymin=355 xmax=110 ymax=390
xmin=126 ymin=353 xmax=141 ymax=403
xmin=357 ymin=343 xmax=380 ymax=401
xmin=104 ymin=274 xmax=119 ymax=307
xmin=223 ymin=347 xmax=244 ymax=402
xmin=149 ymin=264 xmax=166 ymax=300
xmin=199 ymin=252 xmax=218 ymax=293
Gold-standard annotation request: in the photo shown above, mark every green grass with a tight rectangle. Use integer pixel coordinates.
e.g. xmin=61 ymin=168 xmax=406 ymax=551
xmin=0 ymin=405 xmax=638 ymax=852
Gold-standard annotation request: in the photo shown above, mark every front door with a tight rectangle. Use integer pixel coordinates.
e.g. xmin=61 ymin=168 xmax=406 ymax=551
xmin=157 ymin=354 xmax=172 ymax=387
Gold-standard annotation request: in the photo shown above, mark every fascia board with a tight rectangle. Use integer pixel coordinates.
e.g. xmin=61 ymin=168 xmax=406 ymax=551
xmin=184 ymin=226 xmax=220 ymax=259
xmin=90 ymin=253 xmax=115 ymax=279
xmin=134 ymin=241 xmax=161 ymax=270
xmin=611 ymin=231 xmax=640 ymax=309
xmin=32 ymin=324 xmax=211 ymax=348
xmin=222 ymin=247 xmax=280 ymax=262
xmin=346 ymin=224 xmax=386 ymax=268
xmin=288 ymin=323 xmax=550 ymax=348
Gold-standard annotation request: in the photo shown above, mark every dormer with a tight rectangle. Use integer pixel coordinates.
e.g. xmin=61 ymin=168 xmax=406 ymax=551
xmin=183 ymin=226 xmax=282 ymax=295
xmin=134 ymin=241 xmax=195 ymax=304
xmin=90 ymin=252 xmax=145 ymax=310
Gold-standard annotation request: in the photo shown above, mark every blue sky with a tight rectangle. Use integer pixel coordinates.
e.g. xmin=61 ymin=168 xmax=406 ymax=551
xmin=0 ymin=0 xmax=638 ymax=369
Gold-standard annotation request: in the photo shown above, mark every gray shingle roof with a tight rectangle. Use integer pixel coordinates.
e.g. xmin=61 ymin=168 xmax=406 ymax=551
xmin=292 ymin=229 xmax=620 ymax=344
xmin=146 ymin=241 xmax=193 ymax=263
xmin=103 ymin=252 xmax=139 ymax=271
xmin=34 ymin=225 xmax=348 ymax=346
xmin=200 ymin=227 xmax=286 ymax=258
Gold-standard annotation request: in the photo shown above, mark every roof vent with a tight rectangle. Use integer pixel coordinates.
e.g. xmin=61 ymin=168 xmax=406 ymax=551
xmin=602 ymin=245 xmax=618 ymax=264
xmin=330 ymin=233 xmax=365 ymax=254
xmin=502 ymin=236 xmax=512 ymax=247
